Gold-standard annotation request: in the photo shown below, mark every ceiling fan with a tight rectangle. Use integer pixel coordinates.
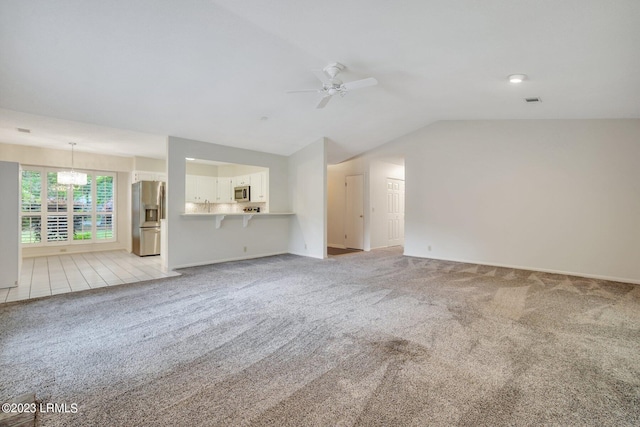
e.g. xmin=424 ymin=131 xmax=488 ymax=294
xmin=286 ymin=62 xmax=378 ymax=109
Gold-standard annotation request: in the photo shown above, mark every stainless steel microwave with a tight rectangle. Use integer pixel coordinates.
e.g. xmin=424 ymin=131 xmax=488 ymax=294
xmin=234 ymin=186 xmax=250 ymax=202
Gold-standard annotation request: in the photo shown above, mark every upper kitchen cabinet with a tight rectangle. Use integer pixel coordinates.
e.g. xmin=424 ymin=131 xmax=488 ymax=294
xmin=185 ymin=159 xmax=218 ymax=203
xmin=133 ymin=170 xmax=167 ymax=183
xmin=186 ymin=175 xmax=216 ymax=203
xmin=215 ymin=177 xmax=233 ymax=203
xmin=185 ymin=158 xmax=269 ymax=208
xmin=234 ymin=175 xmax=250 ymax=186
xmin=249 ymin=171 xmax=267 ymax=202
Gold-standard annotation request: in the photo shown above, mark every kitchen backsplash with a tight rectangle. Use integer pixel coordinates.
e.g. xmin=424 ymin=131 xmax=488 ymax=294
xmin=185 ymin=202 xmax=267 ymax=214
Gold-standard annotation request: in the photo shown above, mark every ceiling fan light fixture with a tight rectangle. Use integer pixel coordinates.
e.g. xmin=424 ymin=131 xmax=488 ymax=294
xmin=509 ymin=74 xmax=527 ymax=83
xmin=57 ymin=142 xmax=87 ymax=186
xmin=286 ymin=62 xmax=378 ymax=109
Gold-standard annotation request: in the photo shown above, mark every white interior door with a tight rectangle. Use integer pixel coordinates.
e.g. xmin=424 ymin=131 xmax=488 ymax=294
xmin=345 ymin=175 xmax=364 ymax=249
xmin=386 ymin=178 xmax=405 ymax=247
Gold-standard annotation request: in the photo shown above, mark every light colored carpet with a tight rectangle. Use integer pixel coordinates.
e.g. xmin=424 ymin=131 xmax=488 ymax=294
xmin=1 ymin=247 xmax=639 ymax=426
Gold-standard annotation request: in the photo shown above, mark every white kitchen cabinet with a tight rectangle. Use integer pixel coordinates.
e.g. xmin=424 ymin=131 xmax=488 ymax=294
xmin=235 ymin=175 xmax=250 ymax=186
xmin=133 ymin=170 xmax=167 ymax=183
xmin=216 ymin=177 xmax=233 ymax=203
xmin=199 ymin=176 xmax=217 ymax=202
xmin=249 ymin=171 xmax=267 ymax=201
xmin=185 ymin=175 xmax=216 ymax=203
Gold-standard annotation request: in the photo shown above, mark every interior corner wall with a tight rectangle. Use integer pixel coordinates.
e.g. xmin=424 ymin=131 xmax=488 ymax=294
xmin=166 ymin=136 xmax=291 ymax=269
xmin=402 ymin=119 xmax=640 ymax=283
xmin=117 ymin=171 xmax=132 ymax=253
xmin=288 ymin=138 xmax=327 ymax=258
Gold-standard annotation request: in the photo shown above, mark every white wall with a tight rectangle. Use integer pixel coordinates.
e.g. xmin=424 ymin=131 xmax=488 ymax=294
xmin=288 ymin=138 xmax=327 ymax=258
xmin=0 ymin=161 xmax=20 ymax=288
xmin=0 ymin=142 xmax=134 ymax=172
xmin=0 ymin=142 xmax=133 ymax=256
xmin=166 ymin=136 xmax=292 ymax=269
xmin=186 ymin=162 xmax=219 ymax=176
xmin=402 ymin=119 xmax=640 ymax=283
xmin=133 ymin=156 xmax=165 ymax=172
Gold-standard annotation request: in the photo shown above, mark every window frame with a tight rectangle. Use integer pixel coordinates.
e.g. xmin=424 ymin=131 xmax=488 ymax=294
xmin=20 ymin=166 xmax=117 ymax=246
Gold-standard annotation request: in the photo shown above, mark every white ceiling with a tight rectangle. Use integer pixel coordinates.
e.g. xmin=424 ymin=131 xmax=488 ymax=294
xmin=0 ymin=0 xmax=638 ymax=164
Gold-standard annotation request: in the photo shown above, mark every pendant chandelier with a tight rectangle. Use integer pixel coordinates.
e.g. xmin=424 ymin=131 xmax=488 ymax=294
xmin=57 ymin=142 xmax=87 ymax=186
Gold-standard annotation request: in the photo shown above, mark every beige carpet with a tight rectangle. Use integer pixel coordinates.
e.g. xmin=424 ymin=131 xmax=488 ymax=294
xmin=0 ymin=247 xmax=638 ymax=426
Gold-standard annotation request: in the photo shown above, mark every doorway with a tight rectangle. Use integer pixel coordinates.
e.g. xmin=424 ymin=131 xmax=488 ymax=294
xmin=345 ymin=174 xmax=364 ymax=250
xmin=386 ymin=178 xmax=405 ymax=247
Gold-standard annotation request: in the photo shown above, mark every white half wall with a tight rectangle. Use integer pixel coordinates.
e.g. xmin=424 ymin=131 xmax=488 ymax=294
xmin=288 ymin=138 xmax=327 ymax=258
xmin=0 ymin=161 xmax=20 ymax=288
xmin=402 ymin=119 xmax=640 ymax=283
xmin=166 ymin=136 xmax=292 ymax=269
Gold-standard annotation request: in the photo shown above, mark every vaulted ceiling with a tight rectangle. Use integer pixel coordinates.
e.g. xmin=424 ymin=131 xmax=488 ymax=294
xmin=1 ymin=0 xmax=638 ymax=163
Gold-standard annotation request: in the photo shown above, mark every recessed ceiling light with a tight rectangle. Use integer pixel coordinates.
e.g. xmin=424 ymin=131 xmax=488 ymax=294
xmin=185 ymin=157 xmax=195 ymax=161
xmin=508 ymin=74 xmax=527 ymax=83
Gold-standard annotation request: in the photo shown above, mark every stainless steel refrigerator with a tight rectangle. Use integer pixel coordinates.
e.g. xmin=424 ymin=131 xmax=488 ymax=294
xmin=132 ymin=181 xmax=165 ymax=256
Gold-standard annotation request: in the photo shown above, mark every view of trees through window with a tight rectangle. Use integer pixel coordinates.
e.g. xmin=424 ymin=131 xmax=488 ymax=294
xmin=20 ymin=168 xmax=115 ymax=244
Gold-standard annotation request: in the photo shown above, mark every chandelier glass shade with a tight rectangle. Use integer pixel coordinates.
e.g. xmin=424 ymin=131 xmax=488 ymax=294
xmin=57 ymin=142 xmax=87 ymax=186
xmin=57 ymin=170 xmax=87 ymax=186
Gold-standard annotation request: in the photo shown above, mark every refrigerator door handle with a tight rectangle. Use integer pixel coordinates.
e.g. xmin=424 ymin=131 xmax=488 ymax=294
xmin=160 ymin=183 xmax=165 ymax=219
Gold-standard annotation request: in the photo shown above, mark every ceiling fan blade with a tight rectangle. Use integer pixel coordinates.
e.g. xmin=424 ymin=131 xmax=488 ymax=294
xmin=342 ymin=77 xmax=378 ymax=91
xmin=312 ymin=69 xmax=330 ymax=85
xmin=316 ymin=95 xmax=332 ymax=109
xmin=286 ymin=89 xmax=320 ymax=94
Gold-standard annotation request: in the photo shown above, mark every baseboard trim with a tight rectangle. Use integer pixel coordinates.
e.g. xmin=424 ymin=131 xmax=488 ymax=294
xmin=170 ymin=251 xmax=291 ymax=270
xmin=327 ymin=243 xmax=346 ymax=249
xmin=403 ymin=251 xmax=640 ymax=285
xmin=23 ymin=243 xmax=128 ymax=258
xmin=288 ymin=250 xmax=325 ymax=259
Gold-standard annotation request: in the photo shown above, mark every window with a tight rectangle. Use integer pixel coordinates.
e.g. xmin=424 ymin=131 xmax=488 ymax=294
xmin=96 ymin=175 xmax=114 ymax=240
xmin=20 ymin=167 xmax=116 ymax=246
xmin=21 ymin=170 xmax=42 ymax=244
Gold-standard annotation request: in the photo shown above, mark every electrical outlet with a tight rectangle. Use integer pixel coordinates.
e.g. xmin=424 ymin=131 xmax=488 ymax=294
xmin=304 ymin=243 xmax=307 ymax=250
xmin=243 ymin=246 xmax=247 ymax=252
xmin=428 ymin=245 xmax=432 ymax=251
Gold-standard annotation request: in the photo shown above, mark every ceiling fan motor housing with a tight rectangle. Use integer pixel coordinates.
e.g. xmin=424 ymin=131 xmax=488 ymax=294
xmin=323 ymin=62 xmax=345 ymax=79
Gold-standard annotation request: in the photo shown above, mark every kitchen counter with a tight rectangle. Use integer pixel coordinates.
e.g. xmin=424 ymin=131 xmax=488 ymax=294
xmin=180 ymin=212 xmax=294 ymax=216
xmin=180 ymin=212 xmax=295 ymax=228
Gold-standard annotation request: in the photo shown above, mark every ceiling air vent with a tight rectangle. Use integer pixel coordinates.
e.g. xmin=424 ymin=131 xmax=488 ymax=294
xmin=524 ymin=97 xmax=541 ymax=103
xmin=17 ymin=127 xmax=31 ymax=133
